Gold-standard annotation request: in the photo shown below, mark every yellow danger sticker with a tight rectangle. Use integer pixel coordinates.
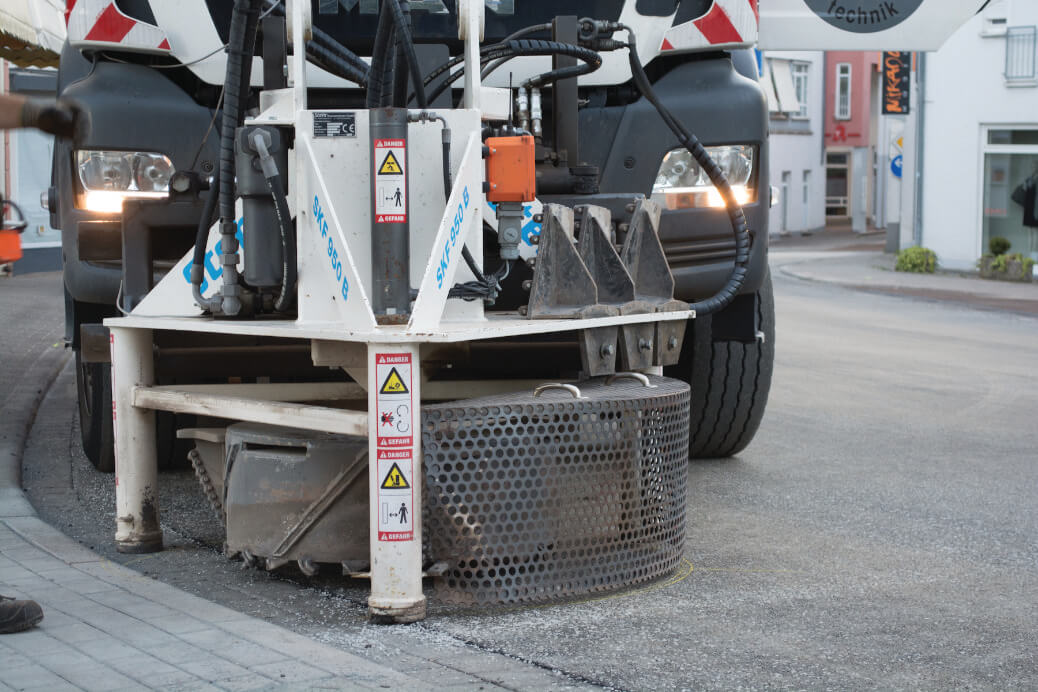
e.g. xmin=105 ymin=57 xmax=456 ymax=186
xmin=380 ymin=462 xmax=411 ymax=490
xmin=379 ymin=367 xmax=409 ymax=395
xmin=378 ymin=151 xmax=403 ymax=175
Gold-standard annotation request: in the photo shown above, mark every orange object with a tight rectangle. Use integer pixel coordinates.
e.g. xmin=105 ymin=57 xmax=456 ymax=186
xmin=485 ymin=135 xmax=536 ymax=203
xmin=0 ymin=230 xmax=22 ymax=264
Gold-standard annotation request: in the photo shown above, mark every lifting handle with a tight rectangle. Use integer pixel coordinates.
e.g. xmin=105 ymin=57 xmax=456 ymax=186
xmin=605 ymin=372 xmax=657 ymax=388
xmin=533 ymin=383 xmax=585 ymax=399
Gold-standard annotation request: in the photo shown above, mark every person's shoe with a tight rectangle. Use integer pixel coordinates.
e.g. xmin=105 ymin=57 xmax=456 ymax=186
xmin=0 ymin=596 xmax=44 ymax=633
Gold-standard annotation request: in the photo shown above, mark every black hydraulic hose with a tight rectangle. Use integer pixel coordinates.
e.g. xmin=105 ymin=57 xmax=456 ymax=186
xmin=391 ymin=1 xmax=409 ymax=106
xmin=388 ymin=0 xmax=428 ymax=108
xmin=249 ymin=130 xmax=295 ymax=312
xmin=218 ymin=0 xmax=253 ymax=222
xmin=388 ymin=0 xmax=412 ymax=107
xmin=366 ymin=0 xmax=397 ymax=108
xmin=208 ymin=0 xmax=261 ymax=313
xmin=417 ymin=112 xmax=487 ymax=286
xmin=312 ymin=26 xmax=370 ymax=75
xmin=421 ymin=41 xmax=513 ymax=93
xmin=263 ymin=1 xmax=371 ymax=77
xmin=516 ymin=39 xmax=603 ymax=88
xmin=266 ymin=173 xmax=296 ymax=312
xmin=621 ymin=27 xmax=749 ymax=315
xmin=425 ymin=40 xmax=602 ymax=103
xmin=190 ymin=169 xmax=221 ymax=307
xmin=306 ymin=41 xmax=369 ymax=85
xmin=422 ymin=23 xmax=551 ymax=90
xmin=501 ymin=22 xmax=552 ymax=44
xmin=440 ymin=138 xmax=451 ymax=201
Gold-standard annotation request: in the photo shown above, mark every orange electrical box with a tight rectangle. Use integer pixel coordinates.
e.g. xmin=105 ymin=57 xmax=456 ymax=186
xmin=485 ymin=135 xmax=536 ymax=203
xmin=0 ymin=230 xmax=22 ymax=264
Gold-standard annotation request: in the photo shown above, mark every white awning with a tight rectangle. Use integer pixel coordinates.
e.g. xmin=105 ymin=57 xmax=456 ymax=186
xmin=761 ymin=59 xmax=780 ymax=113
xmin=768 ymin=58 xmax=801 ymax=114
xmin=0 ymin=0 xmax=66 ymax=67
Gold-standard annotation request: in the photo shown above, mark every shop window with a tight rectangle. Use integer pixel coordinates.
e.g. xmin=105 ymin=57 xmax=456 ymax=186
xmin=982 ymin=128 xmax=1038 ymax=261
xmin=835 ymin=63 xmax=851 ymax=120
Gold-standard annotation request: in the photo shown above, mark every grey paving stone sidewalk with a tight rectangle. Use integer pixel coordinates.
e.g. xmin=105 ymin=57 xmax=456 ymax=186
xmin=777 ymin=250 xmax=1038 ymax=315
xmin=0 ymin=273 xmax=441 ymax=691
xmin=0 ymin=516 xmax=437 ymax=691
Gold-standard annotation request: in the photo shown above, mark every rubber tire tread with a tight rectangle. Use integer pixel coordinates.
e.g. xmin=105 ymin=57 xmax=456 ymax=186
xmin=668 ymin=269 xmax=775 ymax=458
xmin=76 ymin=351 xmax=115 ymax=473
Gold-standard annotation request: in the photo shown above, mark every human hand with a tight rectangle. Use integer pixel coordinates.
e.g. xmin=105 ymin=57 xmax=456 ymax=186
xmin=22 ymin=98 xmax=89 ymax=141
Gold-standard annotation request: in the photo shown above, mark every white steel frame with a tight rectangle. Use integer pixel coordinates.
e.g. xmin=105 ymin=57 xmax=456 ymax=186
xmin=104 ymin=0 xmax=692 ymax=622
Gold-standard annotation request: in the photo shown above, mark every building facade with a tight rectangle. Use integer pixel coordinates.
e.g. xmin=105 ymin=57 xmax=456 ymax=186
xmin=908 ymin=0 xmax=1038 ymax=270
xmin=822 ymin=51 xmax=881 ymax=231
xmin=762 ymin=50 xmax=827 ymax=236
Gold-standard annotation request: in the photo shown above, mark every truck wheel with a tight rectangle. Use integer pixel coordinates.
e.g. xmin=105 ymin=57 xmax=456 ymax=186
xmin=75 ymin=351 xmax=115 ymax=472
xmin=668 ymin=269 xmax=775 ymax=458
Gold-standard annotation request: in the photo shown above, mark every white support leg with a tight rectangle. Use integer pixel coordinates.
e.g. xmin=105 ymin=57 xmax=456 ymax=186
xmin=367 ymin=342 xmax=425 ymax=623
xmin=110 ymin=327 xmax=162 ymax=553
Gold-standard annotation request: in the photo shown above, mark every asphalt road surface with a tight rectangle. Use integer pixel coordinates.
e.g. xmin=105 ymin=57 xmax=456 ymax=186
xmin=21 ymin=255 xmax=1038 ymax=690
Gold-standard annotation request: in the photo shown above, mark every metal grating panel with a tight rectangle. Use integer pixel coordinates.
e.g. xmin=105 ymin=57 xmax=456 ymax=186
xmin=421 ymin=375 xmax=690 ymax=605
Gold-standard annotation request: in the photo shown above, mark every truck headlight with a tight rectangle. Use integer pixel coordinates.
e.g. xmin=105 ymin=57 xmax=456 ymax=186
xmin=651 ymin=145 xmax=755 ymax=210
xmin=76 ymin=151 xmax=175 ymax=213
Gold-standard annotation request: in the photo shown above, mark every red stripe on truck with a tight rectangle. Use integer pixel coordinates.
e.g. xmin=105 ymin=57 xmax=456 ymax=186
xmin=693 ymin=3 xmax=743 ymax=44
xmin=84 ymin=3 xmax=136 ymax=42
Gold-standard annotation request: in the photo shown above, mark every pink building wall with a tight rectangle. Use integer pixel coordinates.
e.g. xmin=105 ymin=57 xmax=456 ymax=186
xmin=824 ymin=52 xmax=879 ymax=148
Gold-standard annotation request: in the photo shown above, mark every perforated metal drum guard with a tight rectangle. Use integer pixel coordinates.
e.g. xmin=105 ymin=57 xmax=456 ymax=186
xmin=421 ymin=374 xmax=690 ymax=606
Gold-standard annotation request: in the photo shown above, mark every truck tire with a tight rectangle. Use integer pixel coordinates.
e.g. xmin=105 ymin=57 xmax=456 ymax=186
xmin=76 ymin=351 xmax=115 ymax=472
xmin=668 ymin=269 xmax=775 ymax=458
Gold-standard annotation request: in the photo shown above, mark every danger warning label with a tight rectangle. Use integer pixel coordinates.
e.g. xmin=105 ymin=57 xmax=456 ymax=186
xmin=380 ymin=462 xmax=411 ymax=489
xmin=379 ymin=367 xmax=408 ymax=394
xmin=378 ymin=151 xmax=403 ymax=175
xmin=377 ymin=451 xmax=413 ymax=541
xmin=376 ymin=352 xmax=415 ymax=541
xmin=374 ymin=139 xmax=406 ymax=224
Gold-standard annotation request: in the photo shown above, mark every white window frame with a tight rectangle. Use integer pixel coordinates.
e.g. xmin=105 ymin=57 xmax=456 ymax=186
xmin=835 ymin=63 xmax=852 ymax=120
xmin=790 ymin=61 xmax=810 ymax=119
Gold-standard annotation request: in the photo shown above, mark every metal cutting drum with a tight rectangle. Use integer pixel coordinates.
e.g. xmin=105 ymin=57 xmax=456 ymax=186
xmin=421 ymin=374 xmax=691 ymax=605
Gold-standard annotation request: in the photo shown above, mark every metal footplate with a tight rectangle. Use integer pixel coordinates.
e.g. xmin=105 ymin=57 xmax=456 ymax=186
xmin=422 ymin=374 xmax=691 ymax=606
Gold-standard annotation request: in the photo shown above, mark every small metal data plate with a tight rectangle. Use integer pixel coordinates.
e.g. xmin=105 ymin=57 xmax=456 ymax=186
xmin=313 ymin=112 xmax=356 ymax=138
